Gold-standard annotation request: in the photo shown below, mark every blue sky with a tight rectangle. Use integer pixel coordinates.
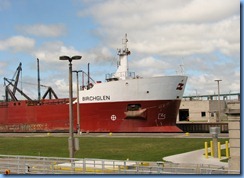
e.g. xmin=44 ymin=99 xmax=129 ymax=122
xmin=0 ymin=0 xmax=240 ymax=100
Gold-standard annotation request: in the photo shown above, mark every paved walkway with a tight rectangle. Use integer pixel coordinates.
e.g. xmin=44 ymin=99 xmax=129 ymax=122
xmin=163 ymin=145 xmax=228 ymax=167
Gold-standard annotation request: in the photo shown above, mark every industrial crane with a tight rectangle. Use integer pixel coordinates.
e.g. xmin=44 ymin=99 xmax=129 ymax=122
xmin=3 ymin=60 xmax=58 ymax=102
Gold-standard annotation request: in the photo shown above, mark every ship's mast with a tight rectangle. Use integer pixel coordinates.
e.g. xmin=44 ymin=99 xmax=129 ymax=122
xmin=114 ymin=34 xmax=131 ymax=80
xmin=37 ymin=58 xmax=41 ymax=101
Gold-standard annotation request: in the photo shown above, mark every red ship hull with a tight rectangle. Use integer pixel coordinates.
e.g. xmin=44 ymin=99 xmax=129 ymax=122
xmin=0 ymin=35 xmax=187 ymax=133
xmin=0 ymin=99 xmax=182 ymax=132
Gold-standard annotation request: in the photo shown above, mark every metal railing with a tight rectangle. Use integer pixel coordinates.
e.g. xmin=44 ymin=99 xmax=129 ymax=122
xmin=0 ymin=155 xmax=240 ymax=174
xmin=105 ymin=72 xmax=136 ymax=80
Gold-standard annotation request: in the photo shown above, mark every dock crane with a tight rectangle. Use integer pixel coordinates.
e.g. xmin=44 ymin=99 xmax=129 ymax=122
xmin=4 ymin=63 xmax=32 ymax=102
xmin=4 ymin=60 xmax=59 ymax=102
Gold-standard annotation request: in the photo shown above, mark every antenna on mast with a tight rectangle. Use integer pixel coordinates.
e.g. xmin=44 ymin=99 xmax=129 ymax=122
xmin=122 ymin=33 xmax=128 ymax=50
xmin=176 ymin=58 xmax=185 ymax=75
xmin=180 ymin=64 xmax=184 ymax=75
xmin=179 ymin=58 xmax=185 ymax=75
xmin=118 ymin=33 xmax=130 ymax=56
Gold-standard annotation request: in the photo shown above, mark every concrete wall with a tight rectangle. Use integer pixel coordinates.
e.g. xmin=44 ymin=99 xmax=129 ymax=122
xmin=179 ymin=100 xmax=210 ymax=122
xmin=209 ymin=100 xmax=227 ymax=121
xmin=227 ymin=102 xmax=240 ymax=110
xmin=228 ymin=120 xmax=240 ymax=172
xmin=209 ymin=100 xmax=226 ymax=112
xmin=178 ymin=100 xmax=227 ymax=122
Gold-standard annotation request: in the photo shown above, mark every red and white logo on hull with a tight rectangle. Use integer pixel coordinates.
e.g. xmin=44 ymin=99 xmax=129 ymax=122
xmin=158 ymin=113 xmax=166 ymax=120
xmin=111 ymin=115 xmax=117 ymax=121
xmin=176 ymin=83 xmax=184 ymax=90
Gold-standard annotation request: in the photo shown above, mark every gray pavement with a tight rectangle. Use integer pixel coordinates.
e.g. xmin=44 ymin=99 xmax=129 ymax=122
xmin=0 ymin=132 xmax=229 ymax=138
xmin=163 ymin=145 xmax=228 ymax=167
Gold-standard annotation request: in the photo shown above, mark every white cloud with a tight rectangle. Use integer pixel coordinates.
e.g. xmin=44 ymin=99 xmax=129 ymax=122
xmin=82 ymin=46 xmax=114 ymax=64
xmin=1 ymin=0 xmax=239 ymax=98
xmin=0 ymin=36 xmax=35 ymax=52
xmin=177 ymin=0 xmax=239 ymax=23
xmin=54 ymin=79 xmax=69 ymax=95
xmin=33 ymin=41 xmax=83 ymax=63
xmin=17 ymin=24 xmax=67 ymax=37
xmin=79 ymin=0 xmax=239 ymax=26
xmin=78 ymin=0 xmax=240 ymax=57
xmin=75 ymin=0 xmax=240 ymax=97
xmin=129 ymin=56 xmax=171 ymax=76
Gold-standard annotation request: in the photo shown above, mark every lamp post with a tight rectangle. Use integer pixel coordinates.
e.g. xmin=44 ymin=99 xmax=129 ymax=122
xmin=72 ymin=70 xmax=83 ymax=135
xmin=214 ymin=79 xmax=222 ymax=122
xmin=59 ymin=55 xmax=81 ymax=158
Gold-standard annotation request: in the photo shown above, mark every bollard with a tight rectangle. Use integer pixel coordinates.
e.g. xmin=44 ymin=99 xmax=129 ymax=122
xmin=225 ymin=141 xmax=229 ymax=158
xmin=218 ymin=142 xmax=221 ymax=159
xmin=210 ymin=141 xmax=214 ymax=157
xmin=209 ymin=127 xmax=220 ymax=158
xmin=74 ymin=137 xmax=80 ymax=151
xmin=204 ymin=142 xmax=208 ymax=158
xmin=25 ymin=164 xmax=30 ymax=174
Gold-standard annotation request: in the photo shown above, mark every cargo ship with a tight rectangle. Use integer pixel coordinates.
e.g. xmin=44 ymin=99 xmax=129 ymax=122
xmin=0 ymin=34 xmax=187 ymax=132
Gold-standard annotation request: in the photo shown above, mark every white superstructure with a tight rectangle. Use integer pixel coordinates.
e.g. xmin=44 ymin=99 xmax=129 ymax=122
xmin=77 ymin=34 xmax=187 ymax=104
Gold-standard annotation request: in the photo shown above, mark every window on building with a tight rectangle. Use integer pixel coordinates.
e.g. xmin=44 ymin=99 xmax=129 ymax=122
xmin=210 ymin=112 xmax=214 ymax=117
xmin=201 ymin=112 xmax=206 ymax=117
xmin=179 ymin=109 xmax=189 ymax=121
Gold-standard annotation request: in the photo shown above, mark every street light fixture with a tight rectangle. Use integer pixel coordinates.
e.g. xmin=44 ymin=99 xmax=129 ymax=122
xmin=72 ymin=70 xmax=83 ymax=135
xmin=214 ymin=79 xmax=222 ymax=122
xmin=60 ymin=55 xmax=82 ymax=62
xmin=59 ymin=55 xmax=81 ymax=158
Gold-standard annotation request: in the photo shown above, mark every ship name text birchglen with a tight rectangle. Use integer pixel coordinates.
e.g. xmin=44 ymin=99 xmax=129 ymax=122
xmin=82 ymin=95 xmax=111 ymax=101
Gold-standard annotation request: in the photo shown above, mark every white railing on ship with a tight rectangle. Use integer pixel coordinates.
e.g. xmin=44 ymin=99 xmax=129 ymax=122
xmin=0 ymin=155 xmax=240 ymax=174
xmin=105 ymin=72 xmax=135 ymax=80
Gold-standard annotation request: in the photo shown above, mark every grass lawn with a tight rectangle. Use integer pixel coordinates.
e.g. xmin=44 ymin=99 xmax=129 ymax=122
xmin=0 ymin=137 xmax=228 ymax=161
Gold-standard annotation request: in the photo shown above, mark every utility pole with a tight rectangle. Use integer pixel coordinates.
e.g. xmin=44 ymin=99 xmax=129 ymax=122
xmin=214 ymin=79 xmax=222 ymax=122
xmin=37 ymin=58 xmax=41 ymax=101
xmin=73 ymin=70 xmax=82 ymax=135
xmin=59 ymin=55 xmax=81 ymax=158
